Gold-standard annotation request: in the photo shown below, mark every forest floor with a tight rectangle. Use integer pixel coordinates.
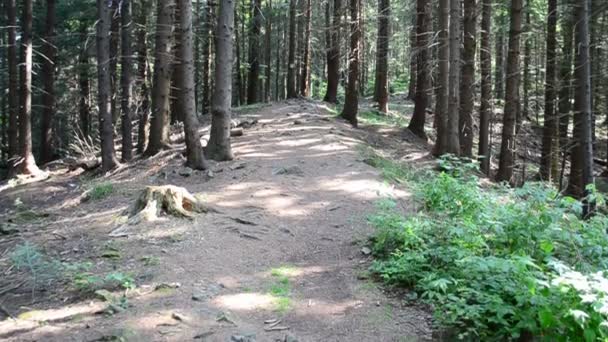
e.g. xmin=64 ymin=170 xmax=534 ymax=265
xmin=0 ymin=99 xmax=436 ymax=341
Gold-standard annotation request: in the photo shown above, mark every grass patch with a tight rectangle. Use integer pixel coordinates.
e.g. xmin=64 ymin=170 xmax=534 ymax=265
xmin=86 ymin=182 xmax=114 ymax=201
xmin=268 ymin=266 xmax=295 ymax=314
xmin=358 ymin=146 xmax=423 ymax=185
xmin=358 ymin=110 xmax=408 ymax=127
xmin=367 ymin=155 xmax=608 ymax=340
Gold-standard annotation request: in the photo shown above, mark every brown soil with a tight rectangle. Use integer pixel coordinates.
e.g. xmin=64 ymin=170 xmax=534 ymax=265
xmin=0 ymin=100 xmax=433 ymax=341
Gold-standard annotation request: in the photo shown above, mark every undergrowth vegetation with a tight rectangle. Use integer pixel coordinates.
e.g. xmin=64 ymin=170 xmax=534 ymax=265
xmin=367 ymin=153 xmax=608 ymax=340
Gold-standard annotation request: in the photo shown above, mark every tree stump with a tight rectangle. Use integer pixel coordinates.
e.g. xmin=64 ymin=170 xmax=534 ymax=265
xmin=110 ymin=185 xmax=212 ymax=237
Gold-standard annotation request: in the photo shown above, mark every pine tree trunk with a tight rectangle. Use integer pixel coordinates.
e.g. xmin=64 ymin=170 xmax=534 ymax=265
xmin=407 ymin=0 xmax=430 ymax=139
xmin=558 ymin=1 xmax=573 ymax=159
xmin=300 ymin=0 xmax=312 ymax=97
xmin=406 ymin=13 xmax=416 ymax=101
xmin=521 ymin=11 xmax=531 ymax=128
xmin=434 ymin=0 xmax=449 ymax=156
xmin=120 ymin=0 xmax=134 ymax=162
xmin=323 ymin=0 xmax=341 ymax=103
xmin=170 ymin=1 xmax=183 ymax=124
xmin=478 ymin=0 xmax=492 ymax=174
xmin=96 ymin=0 xmax=119 ymax=171
xmin=340 ymin=0 xmax=360 ymax=127
xmin=373 ymin=0 xmax=390 ymax=113
xmin=136 ymin=0 xmax=151 ymax=154
xmin=6 ymin=0 xmax=18 ymax=161
xmin=202 ymin=0 xmax=213 ymax=111
xmin=177 ymin=0 xmax=208 ymax=169
xmin=205 ymin=0 xmax=235 ymax=161
xmin=247 ymin=0 xmax=263 ymax=103
xmin=78 ymin=27 xmax=91 ymax=140
xmin=539 ymin=0 xmax=558 ymax=181
xmin=459 ymin=0 xmax=475 ymax=158
xmin=446 ymin=0 xmax=461 ymax=155
xmin=286 ymin=0 xmax=298 ymax=98
xmin=494 ymin=25 xmax=504 ymax=100
xmin=110 ymin=4 xmax=120 ymax=125
xmin=40 ymin=0 xmax=56 ymax=164
xmin=497 ymin=0 xmax=523 ymax=183
xmin=569 ymin=0 xmax=594 ymax=216
xmin=145 ymin=0 xmax=175 ymax=156
xmin=265 ymin=0 xmax=273 ymax=101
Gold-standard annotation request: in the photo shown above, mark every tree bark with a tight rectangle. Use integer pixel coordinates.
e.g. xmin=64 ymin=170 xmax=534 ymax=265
xmin=247 ymin=0 xmax=263 ymax=103
xmin=406 ymin=13 xmax=416 ymax=101
xmin=6 ymin=0 xmax=18 ymax=161
xmin=96 ymin=0 xmax=119 ymax=171
xmin=539 ymin=0 xmax=558 ymax=181
xmin=265 ymin=0 xmax=273 ymax=101
xmin=373 ymin=0 xmax=390 ymax=113
xmin=323 ymin=0 xmax=341 ymax=103
xmin=145 ymin=0 xmax=175 ymax=156
xmin=178 ymin=0 xmax=208 ymax=169
xmin=110 ymin=4 xmax=120 ymax=124
xmin=202 ymin=0 xmax=213 ymax=111
xmin=558 ymin=0 xmax=573 ymax=160
xmin=120 ymin=0 xmax=134 ymax=161
xmin=407 ymin=0 xmax=430 ymax=139
xmin=497 ymin=0 xmax=523 ymax=183
xmin=78 ymin=26 xmax=92 ymax=140
xmin=459 ymin=0 xmax=475 ymax=158
xmin=136 ymin=0 xmax=151 ymax=154
xmin=170 ymin=1 xmax=183 ymax=124
xmin=40 ymin=0 xmax=56 ymax=164
xmin=205 ymin=0 xmax=235 ymax=161
xmin=434 ymin=0 xmax=449 ymax=155
xmin=478 ymin=0 xmax=492 ymax=174
xmin=494 ymin=21 xmax=504 ymax=100
xmin=446 ymin=0 xmax=461 ymax=155
xmin=340 ymin=0 xmax=360 ymax=127
xmin=300 ymin=0 xmax=312 ymax=97
xmin=569 ymin=0 xmax=594 ymax=217
xmin=286 ymin=0 xmax=298 ymax=98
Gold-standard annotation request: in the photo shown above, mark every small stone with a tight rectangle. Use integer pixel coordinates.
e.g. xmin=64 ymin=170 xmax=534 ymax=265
xmin=272 ymin=165 xmax=304 ymax=176
xmin=171 ymin=312 xmax=187 ymax=322
xmin=230 ymin=162 xmax=247 ymax=170
xmin=192 ymin=293 xmax=205 ymax=301
xmin=361 ymin=247 xmax=372 ymax=255
xmin=179 ymin=167 xmax=193 ymax=177
xmin=293 ymin=119 xmax=303 ymax=125
xmin=206 ymin=170 xmax=214 ymax=178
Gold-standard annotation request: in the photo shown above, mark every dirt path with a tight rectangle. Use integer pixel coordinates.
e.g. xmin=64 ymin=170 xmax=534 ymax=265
xmin=0 ymin=100 xmax=432 ymax=341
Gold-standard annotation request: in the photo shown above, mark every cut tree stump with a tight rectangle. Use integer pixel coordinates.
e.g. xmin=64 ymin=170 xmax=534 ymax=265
xmin=110 ymin=185 xmax=214 ymax=237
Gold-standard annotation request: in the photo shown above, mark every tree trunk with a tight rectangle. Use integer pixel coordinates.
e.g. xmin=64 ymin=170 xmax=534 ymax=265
xmin=407 ymin=0 xmax=430 ymax=139
xmin=434 ymin=0 xmax=449 ymax=156
xmin=569 ymin=0 xmax=594 ymax=217
xmin=323 ymin=0 xmax=341 ymax=103
xmin=247 ymin=0 xmax=263 ymax=103
xmin=6 ymin=0 xmax=18 ymax=162
xmin=373 ymin=0 xmax=390 ymax=113
xmin=202 ymin=0 xmax=213 ymax=111
xmin=300 ymin=0 xmax=312 ymax=97
xmin=539 ymin=0 xmax=558 ymax=181
xmin=286 ymin=0 xmax=298 ymax=98
xmin=120 ymin=0 xmax=134 ymax=161
xmin=205 ymin=0 xmax=235 ymax=161
xmin=96 ymin=0 xmax=119 ymax=171
xmin=459 ymin=0 xmax=475 ymax=158
xmin=340 ymin=0 xmax=360 ymax=127
xmin=110 ymin=4 xmax=120 ymax=125
xmin=478 ymin=0 xmax=492 ymax=174
xmin=265 ymin=0 xmax=273 ymax=101
xmin=558 ymin=1 xmax=573 ymax=160
xmin=170 ymin=1 xmax=183 ymax=124
xmin=145 ymin=0 xmax=175 ymax=156
xmin=78 ymin=26 xmax=92 ymax=140
xmin=40 ymin=0 xmax=56 ymax=164
xmin=406 ymin=13 xmax=416 ymax=101
xmin=494 ymin=22 xmax=504 ymax=100
xmin=177 ymin=0 xmax=208 ymax=169
xmin=496 ymin=0 xmax=523 ymax=183
xmin=521 ymin=11 xmax=531 ymax=129
xmin=136 ymin=0 xmax=151 ymax=154
xmin=446 ymin=0 xmax=461 ymax=155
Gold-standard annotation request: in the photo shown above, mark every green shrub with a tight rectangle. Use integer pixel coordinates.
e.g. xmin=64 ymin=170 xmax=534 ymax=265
xmin=369 ymin=166 xmax=608 ymax=340
xmin=87 ymin=182 xmax=114 ymax=201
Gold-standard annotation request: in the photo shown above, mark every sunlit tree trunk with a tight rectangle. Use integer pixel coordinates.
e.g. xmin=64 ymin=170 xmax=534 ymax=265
xmin=6 ymin=0 xmax=18 ymax=162
xmin=206 ymin=0 xmax=235 ymax=161
xmin=340 ymin=0 xmax=361 ymax=127
xmin=497 ymin=0 xmax=523 ymax=183
xmin=434 ymin=0 xmax=449 ymax=155
xmin=446 ymin=0 xmax=461 ymax=155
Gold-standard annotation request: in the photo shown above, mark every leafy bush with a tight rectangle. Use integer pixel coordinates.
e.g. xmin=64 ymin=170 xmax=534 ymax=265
xmin=86 ymin=182 xmax=114 ymax=201
xmin=369 ymin=165 xmax=608 ymax=340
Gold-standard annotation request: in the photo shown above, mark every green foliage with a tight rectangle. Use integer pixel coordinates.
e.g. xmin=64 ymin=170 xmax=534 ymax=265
xmin=87 ymin=182 xmax=115 ymax=201
xmin=268 ymin=266 xmax=294 ymax=313
xmin=358 ymin=110 xmax=408 ymax=127
xmin=11 ymin=242 xmax=135 ymax=297
xmin=359 ymin=147 xmax=422 ymax=185
xmin=369 ymin=164 xmax=608 ymax=340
